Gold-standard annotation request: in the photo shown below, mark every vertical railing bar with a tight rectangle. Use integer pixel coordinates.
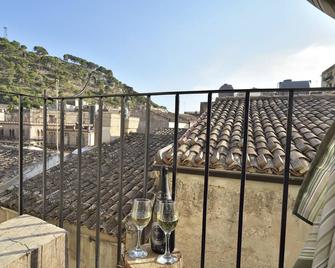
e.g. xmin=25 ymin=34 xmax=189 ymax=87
xmin=278 ymin=90 xmax=294 ymax=268
xmin=143 ymin=95 xmax=151 ymax=198
xmin=117 ymin=96 xmax=125 ymax=267
xmin=59 ymin=99 xmax=65 ymax=227
xmin=236 ymin=91 xmax=250 ymax=268
xmin=200 ymin=92 xmax=212 ymax=268
xmin=18 ymin=95 xmax=24 ymax=215
xmin=172 ymin=93 xmax=179 ymax=201
xmin=42 ymin=92 xmax=47 ymax=220
xmin=95 ymin=97 xmax=103 ymax=268
xmin=76 ymin=98 xmax=83 ymax=268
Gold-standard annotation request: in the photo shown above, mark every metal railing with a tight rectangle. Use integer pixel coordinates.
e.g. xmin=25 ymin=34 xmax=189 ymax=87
xmin=1 ymin=86 xmax=335 ymax=268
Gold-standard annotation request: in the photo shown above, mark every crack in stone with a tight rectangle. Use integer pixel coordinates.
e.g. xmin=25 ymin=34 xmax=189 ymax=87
xmin=7 ymin=237 xmax=30 ymax=252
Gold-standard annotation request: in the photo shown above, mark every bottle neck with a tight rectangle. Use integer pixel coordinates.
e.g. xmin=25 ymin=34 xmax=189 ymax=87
xmin=157 ymin=167 xmax=171 ymax=200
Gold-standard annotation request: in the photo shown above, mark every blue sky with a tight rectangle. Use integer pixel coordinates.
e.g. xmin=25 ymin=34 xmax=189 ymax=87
xmin=1 ymin=0 xmax=335 ymax=111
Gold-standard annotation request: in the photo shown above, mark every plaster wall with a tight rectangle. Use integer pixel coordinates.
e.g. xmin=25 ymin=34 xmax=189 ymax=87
xmin=172 ymin=172 xmax=311 ymax=268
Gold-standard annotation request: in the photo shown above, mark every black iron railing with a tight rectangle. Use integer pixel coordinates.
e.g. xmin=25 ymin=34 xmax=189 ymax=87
xmin=1 ymin=86 xmax=335 ymax=268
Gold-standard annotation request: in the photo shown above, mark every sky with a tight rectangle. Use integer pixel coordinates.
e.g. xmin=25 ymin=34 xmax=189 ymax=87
xmin=1 ymin=0 xmax=335 ymax=112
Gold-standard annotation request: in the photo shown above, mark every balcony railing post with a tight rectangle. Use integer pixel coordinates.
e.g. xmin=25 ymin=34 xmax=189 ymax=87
xmin=18 ymin=95 xmax=24 ymax=215
xmin=117 ymin=96 xmax=126 ymax=267
xmin=172 ymin=93 xmax=179 ymax=201
xmin=236 ymin=91 xmax=250 ymax=268
xmin=42 ymin=92 xmax=47 ymax=220
xmin=59 ymin=99 xmax=65 ymax=227
xmin=95 ymin=97 xmax=103 ymax=268
xmin=200 ymin=92 xmax=212 ymax=268
xmin=143 ymin=95 xmax=151 ymax=198
xmin=278 ymin=90 xmax=294 ymax=268
xmin=76 ymin=98 xmax=83 ymax=268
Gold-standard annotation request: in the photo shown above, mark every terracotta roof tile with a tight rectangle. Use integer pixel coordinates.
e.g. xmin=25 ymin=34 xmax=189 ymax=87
xmin=156 ymin=95 xmax=335 ymax=177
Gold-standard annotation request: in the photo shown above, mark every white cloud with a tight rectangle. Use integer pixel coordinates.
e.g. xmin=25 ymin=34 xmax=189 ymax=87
xmin=226 ymin=44 xmax=335 ymax=88
xmin=165 ymin=44 xmax=335 ymax=112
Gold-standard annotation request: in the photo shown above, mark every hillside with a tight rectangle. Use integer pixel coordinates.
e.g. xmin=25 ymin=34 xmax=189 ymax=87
xmin=0 ymin=38 xmax=155 ymax=108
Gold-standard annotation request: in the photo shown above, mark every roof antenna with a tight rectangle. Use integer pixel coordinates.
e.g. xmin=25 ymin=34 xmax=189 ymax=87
xmin=3 ymin=26 xmax=7 ymax=39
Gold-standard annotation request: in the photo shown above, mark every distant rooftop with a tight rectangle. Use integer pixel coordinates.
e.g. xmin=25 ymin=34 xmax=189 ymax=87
xmin=278 ymin=79 xmax=311 ymax=89
xmin=0 ymin=129 xmax=184 ymax=234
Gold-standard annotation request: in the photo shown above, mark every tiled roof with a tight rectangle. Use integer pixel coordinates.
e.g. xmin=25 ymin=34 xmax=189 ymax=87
xmin=156 ymin=95 xmax=335 ymax=177
xmin=0 ymin=129 xmax=182 ymax=234
xmin=0 ymin=143 xmax=43 ymax=187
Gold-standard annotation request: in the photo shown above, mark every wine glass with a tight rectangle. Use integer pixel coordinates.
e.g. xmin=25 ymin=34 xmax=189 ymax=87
xmin=156 ymin=200 xmax=179 ymax=265
xmin=128 ymin=198 xmax=152 ymax=259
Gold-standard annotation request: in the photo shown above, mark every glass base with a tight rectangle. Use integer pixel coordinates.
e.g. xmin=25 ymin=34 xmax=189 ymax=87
xmin=156 ymin=254 xmax=178 ymax=265
xmin=128 ymin=247 xmax=148 ymax=259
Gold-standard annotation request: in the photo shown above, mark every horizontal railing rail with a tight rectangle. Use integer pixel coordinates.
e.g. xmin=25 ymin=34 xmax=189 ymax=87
xmin=0 ymin=86 xmax=334 ymax=268
xmin=0 ymin=86 xmax=334 ymax=99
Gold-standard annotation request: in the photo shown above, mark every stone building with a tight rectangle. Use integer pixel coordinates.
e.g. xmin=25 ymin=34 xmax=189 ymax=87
xmin=0 ymin=107 xmax=95 ymax=148
xmin=156 ymin=94 xmax=335 ymax=267
xmin=321 ymin=64 xmax=335 ymax=88
xmin=0 ymin=105 xmax=195 ymax=148
xmin=0 ymin=129 xmax=184 ymax=268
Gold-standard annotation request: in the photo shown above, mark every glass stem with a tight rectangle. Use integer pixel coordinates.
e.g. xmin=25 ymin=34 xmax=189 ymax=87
xmin=165 ymin=232 xmax=171 ymax=257
xmin=136 ymin=228 xmax=142 ymax=250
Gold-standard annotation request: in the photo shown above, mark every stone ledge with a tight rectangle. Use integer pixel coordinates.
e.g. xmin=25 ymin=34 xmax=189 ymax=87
xmin=0 ymin=214 xmax=67 ymax=268
xmin=125 ymin=244 xmax=183 ymax=268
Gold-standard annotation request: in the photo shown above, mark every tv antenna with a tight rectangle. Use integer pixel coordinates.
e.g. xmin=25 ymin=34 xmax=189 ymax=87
xmin=3 ymin=27 xmax=7 ymax=38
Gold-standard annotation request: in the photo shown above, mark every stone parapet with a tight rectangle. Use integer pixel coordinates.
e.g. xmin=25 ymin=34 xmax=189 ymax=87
xmin=0 ymin=214 xmax=67 ymax=268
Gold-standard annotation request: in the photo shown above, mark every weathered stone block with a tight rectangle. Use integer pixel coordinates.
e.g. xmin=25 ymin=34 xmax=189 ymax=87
xmin=0 ymin=214 xmax=67 ymax=268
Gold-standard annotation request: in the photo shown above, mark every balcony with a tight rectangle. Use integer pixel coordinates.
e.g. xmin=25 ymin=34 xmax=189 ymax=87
xmin=0 ymin=87 xmax=334 ymax=267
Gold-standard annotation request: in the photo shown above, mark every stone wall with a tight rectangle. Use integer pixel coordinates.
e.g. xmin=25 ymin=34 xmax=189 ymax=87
xmin=172 ymin=172 xmax=311 ymax=268
xmin=0 ymin=207 xmax=119 ymax=268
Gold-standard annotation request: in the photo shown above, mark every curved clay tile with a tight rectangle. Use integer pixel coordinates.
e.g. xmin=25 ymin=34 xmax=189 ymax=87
xmin=255 ymin=135 xmax=267 ymax=143
xmin=210 ymin=151 xmax=220 ymax=166
xmin=178 ymin=144 xmax=189 ymax=153
xmin=309 ymin=138 xmax=322 ymax=148
xmin=258 ymin=148 xmax=272 ymax=157
xmin=273 ymin=154 xmax=284 ymax=172
xmin=256 ymin=141 xmax=268 ymax=150
xmin=290 ymin=158 xmax=310 ymax=176
xmin=194 ymin=151 xmax=204 ymax=166
xmin=217 ymin=146 xmax=228 ymax=155
xmin=190 ymin=144 xmax=202 ymax=154
xmin=198 ymin=133 xmax=207 ymax=141
xmin=230 ymin=147 xmax=242 ymax=155
xmin=247 ymin=147 xmax=257 ymax=156
xmin=183 ymin=152 xmax=197 ymax=167
xmin=257 ymin=154 xmax=268 ymax=170
xmin=231 ymin=135 xmax=241 ymax=142
xmin=162 ymin=148 xmax=173 ymax=164
xmin=312 ymin=127 xmax=323 ymax=136
xmin=217 ymin=139 xmax=229 ymax=148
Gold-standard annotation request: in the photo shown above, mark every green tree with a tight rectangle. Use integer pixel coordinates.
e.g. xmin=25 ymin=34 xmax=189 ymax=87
xmin=33 ymin=46 xmax=48 ymax=56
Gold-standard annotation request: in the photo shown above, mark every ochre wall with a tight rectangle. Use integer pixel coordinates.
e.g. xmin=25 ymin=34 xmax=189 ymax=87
xmin=173 ymin=172 xmax=311 ymax=268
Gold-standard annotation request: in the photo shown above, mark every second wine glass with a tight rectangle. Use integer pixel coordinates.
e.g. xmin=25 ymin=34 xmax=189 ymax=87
xmin=128 ymin=198 xmax=152 ymax=259
xmin=156 ymin=200 xmax=179 ymax=265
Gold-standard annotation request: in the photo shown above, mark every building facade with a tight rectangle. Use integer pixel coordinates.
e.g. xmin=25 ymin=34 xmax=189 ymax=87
xmin=0 ymin=107 xmax=95 ymax=148
xmin=322 ymin=64 xmax=335 ymax=88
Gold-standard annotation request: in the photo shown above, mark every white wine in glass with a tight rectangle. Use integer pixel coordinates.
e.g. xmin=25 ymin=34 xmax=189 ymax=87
xmin=128 ymin=198 xmax=152 ymax=259
xmin=156 ymin=200 xmax=179 ymax=265
xmin=157 ymin=217 xmax=178 ymax=233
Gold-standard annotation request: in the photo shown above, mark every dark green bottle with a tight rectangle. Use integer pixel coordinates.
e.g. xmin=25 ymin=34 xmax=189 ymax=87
xmin=150 ymin=166 xmax=175 ymax=254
